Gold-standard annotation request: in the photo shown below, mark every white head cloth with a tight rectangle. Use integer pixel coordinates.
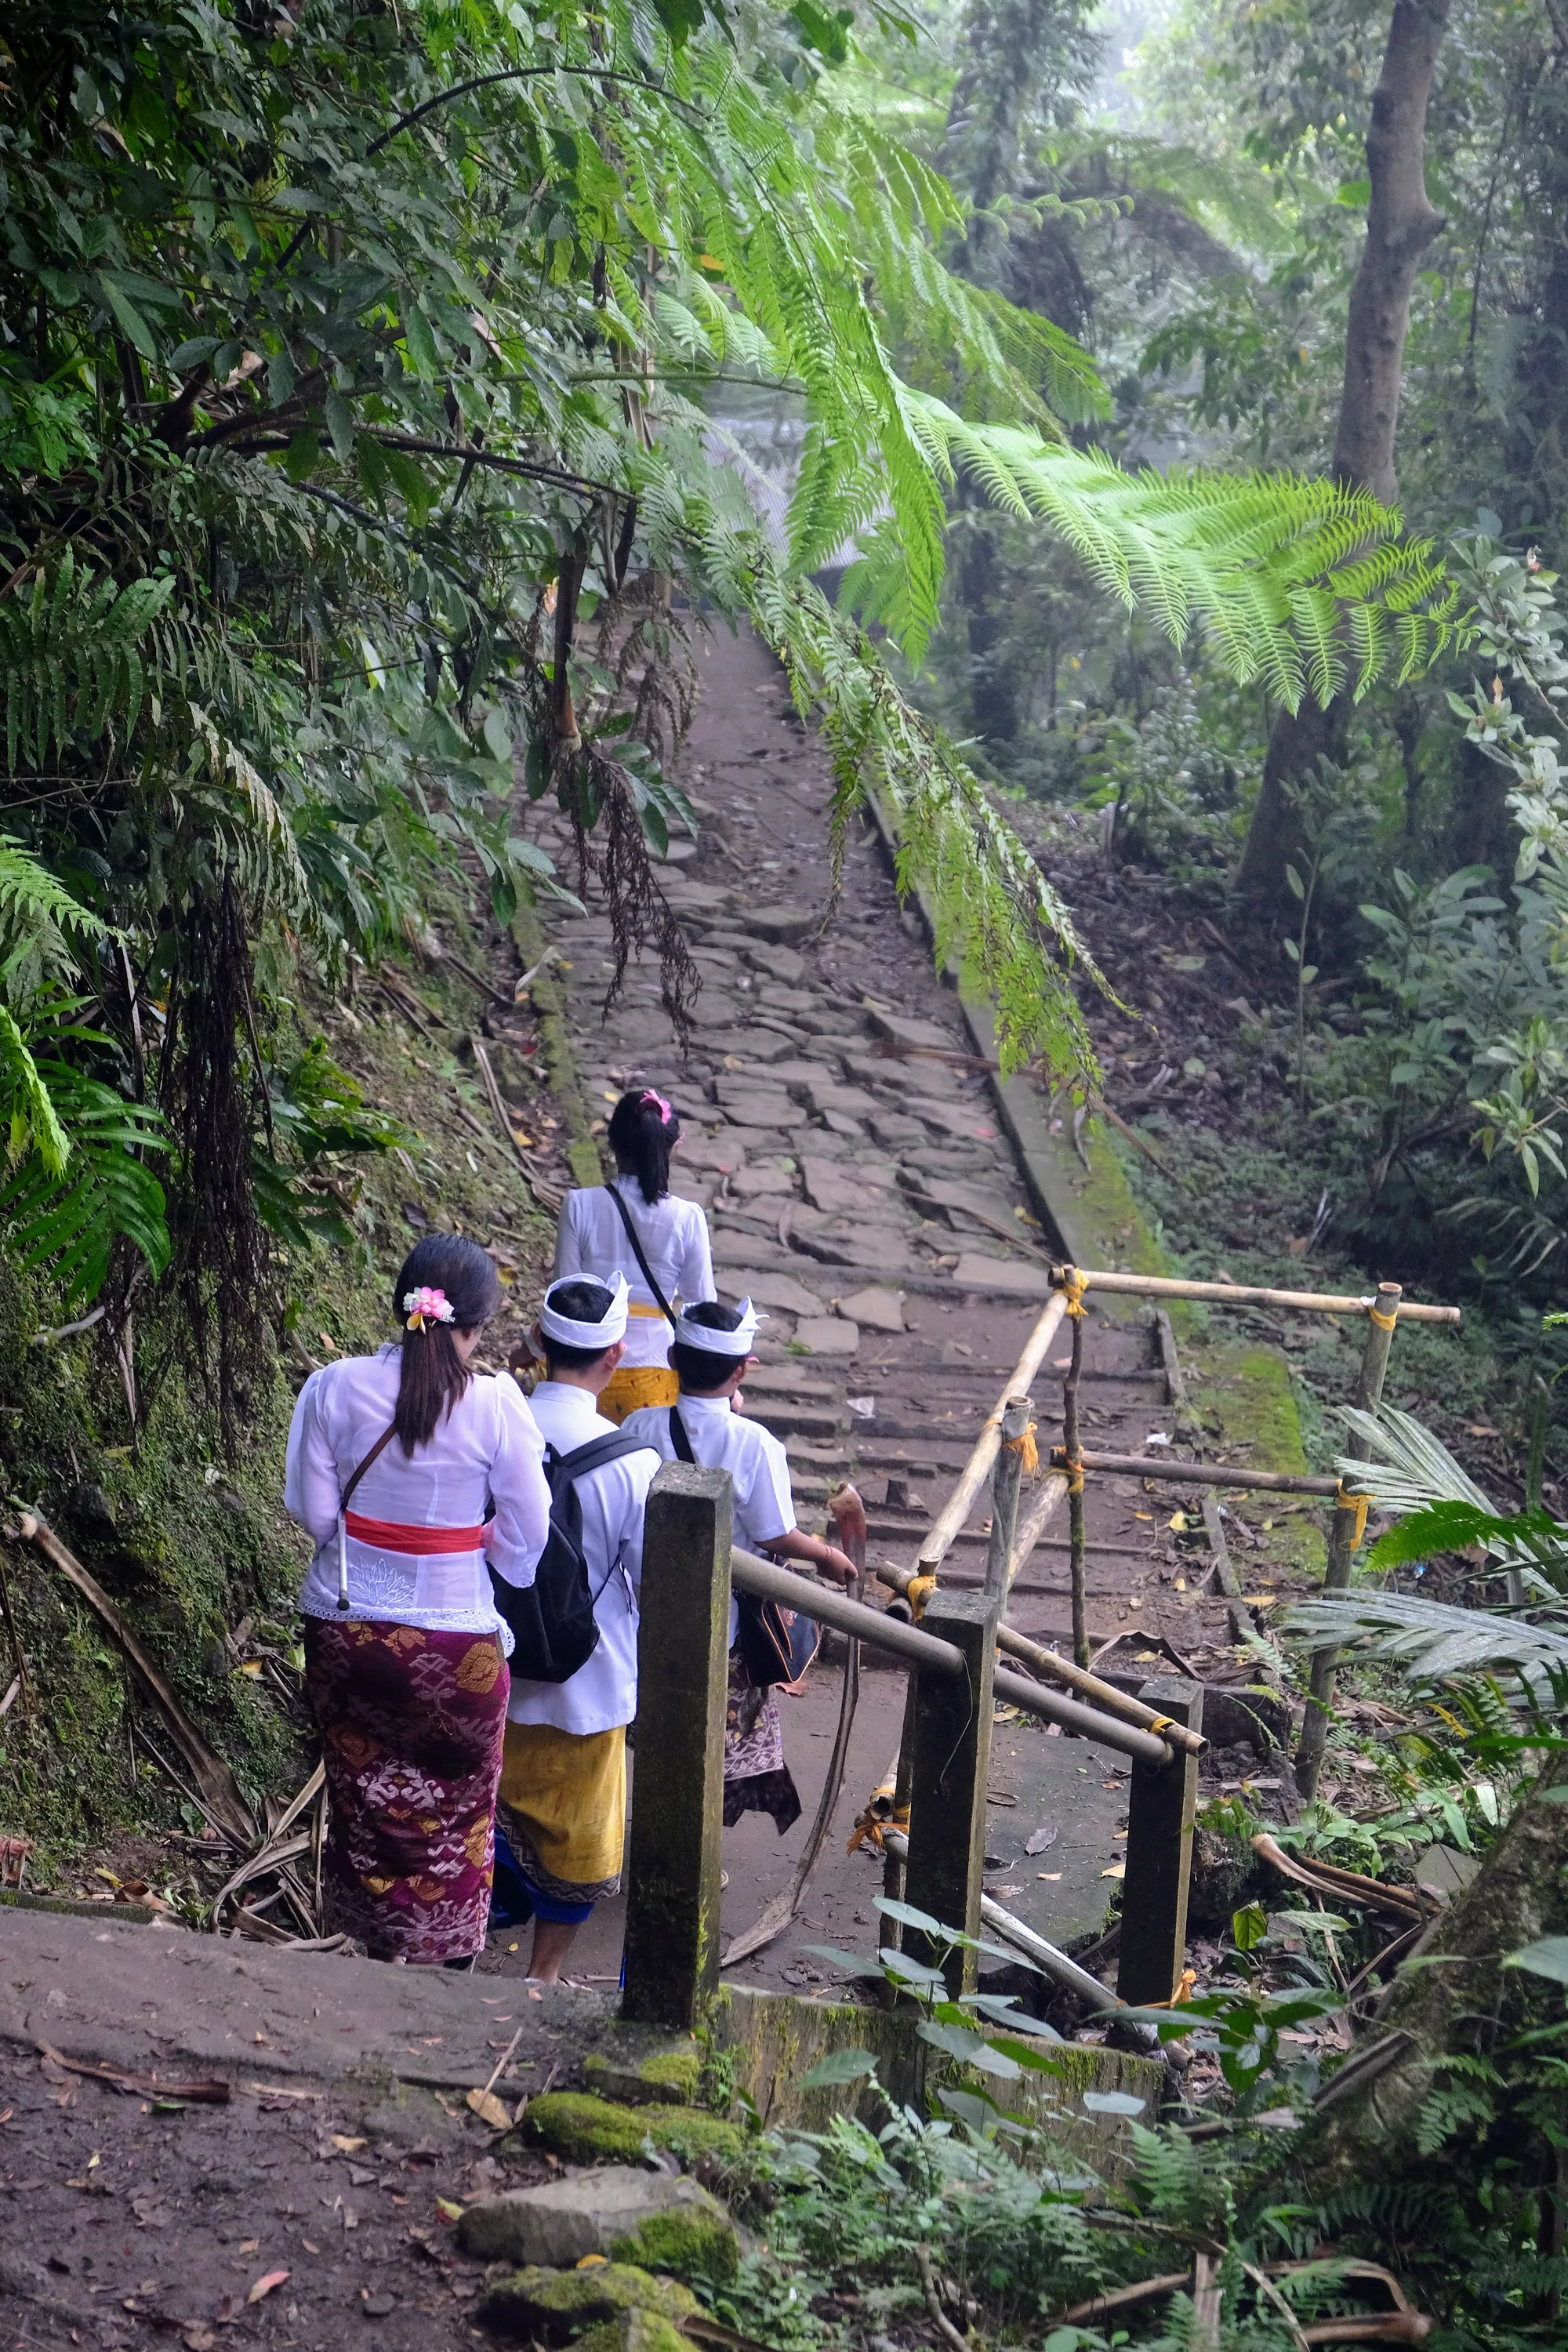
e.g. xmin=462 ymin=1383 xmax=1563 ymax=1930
xmin=540 ymin=1271 xmax=630 ymax=1349
xmin=672 ymin=1297 xmax=765 ymax=1357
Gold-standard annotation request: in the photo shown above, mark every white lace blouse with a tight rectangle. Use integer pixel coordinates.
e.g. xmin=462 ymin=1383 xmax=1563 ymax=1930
xmin=285 ymin=1348 xmax=550 ymax=1643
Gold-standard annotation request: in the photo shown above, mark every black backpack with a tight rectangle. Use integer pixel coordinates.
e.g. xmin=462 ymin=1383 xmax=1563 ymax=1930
xmin=492 ymin=1432 xmax=649 ymax=1683
xmin=666 ymin=1409 xmax=821 ymax=1688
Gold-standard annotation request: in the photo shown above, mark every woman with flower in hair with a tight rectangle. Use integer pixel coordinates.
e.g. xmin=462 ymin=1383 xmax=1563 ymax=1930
xmin=552 ymin=1087 xmax=716 ymax=1424
xmin=285 ymin=1234 xmax=550 ymax=1966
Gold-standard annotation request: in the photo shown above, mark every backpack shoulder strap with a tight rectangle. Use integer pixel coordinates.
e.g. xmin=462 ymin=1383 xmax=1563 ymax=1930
xmin=557 ymin=1430 xmax=657 ymax=1482
xmin=604 ymin=1181 xmax=676 ymax=1325
xmin=667 ymin=1406 xmax=695 ymax=1465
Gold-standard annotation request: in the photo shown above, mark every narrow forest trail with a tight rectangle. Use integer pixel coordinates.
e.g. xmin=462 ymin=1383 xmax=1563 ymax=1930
xmin=504 ymin=628 xmax=1282 ymax=1998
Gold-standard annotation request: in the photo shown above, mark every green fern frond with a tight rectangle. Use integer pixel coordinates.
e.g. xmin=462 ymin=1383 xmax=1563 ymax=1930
xmin=0 ymin=554 xmax=174 ymax=775
xmin=0 ymin=1059 xmax=171 ymax=1304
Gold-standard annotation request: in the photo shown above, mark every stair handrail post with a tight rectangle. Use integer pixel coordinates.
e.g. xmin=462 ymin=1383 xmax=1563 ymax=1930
xmin=622 ymin=1461 xmax=732 ymax=2027
xmin=1294 ymin=1281 xmax=1401 ymax=1798
xmin=1116 ymin=1675 xmax=1204 ymax=2007
xmin=902 ymin=1587 xmax=1000 ymax=1996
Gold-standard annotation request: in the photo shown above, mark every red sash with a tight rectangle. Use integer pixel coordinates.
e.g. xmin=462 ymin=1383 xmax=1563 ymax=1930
xmin=343 ymin=1512 xmax=485 ymax=1556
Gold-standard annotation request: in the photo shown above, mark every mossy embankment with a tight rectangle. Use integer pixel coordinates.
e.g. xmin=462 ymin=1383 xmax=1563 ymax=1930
xmin=0 ymin=890 xmax=572 ymax=1890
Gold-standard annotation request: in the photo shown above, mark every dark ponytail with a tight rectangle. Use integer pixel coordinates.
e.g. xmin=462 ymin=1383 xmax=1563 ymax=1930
xmin=390 ymin=1235 xmax=500 ymax=1456
xmin=608 ymin=1087 xmax=681 ymax=1206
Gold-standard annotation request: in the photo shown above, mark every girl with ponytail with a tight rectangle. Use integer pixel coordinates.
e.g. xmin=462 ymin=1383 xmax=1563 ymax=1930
xmin=285 ymin=1233 xmax=550 ymax=1968
xmin=552 ymin=1088 xmax=716 ymax=1423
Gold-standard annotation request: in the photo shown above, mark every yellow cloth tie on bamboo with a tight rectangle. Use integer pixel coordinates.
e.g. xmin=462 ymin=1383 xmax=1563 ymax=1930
xmin=1335 ymin=1483 xmax=1370 ymax=1550
xmin=846 ymin=1782 xmax=909 ymax=1856
xmin=1059 ymin=1265 xmax=1089 ymax=1319
xmin=1005 ymin=1421 xmax=1040 ymax=1475
xmin=1367 ymin=1302 xmax=1399 ymax=1331
xmin=1147 ymin=1967 xmax=1198 ymax=2009
xmin=906 ymin=1573 xmax=937 ymax=1622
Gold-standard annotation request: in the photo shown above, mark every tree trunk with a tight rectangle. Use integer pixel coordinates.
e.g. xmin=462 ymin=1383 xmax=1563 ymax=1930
xmin=1234 ymin=1 xmax=1450 ymax=902
xmin=1285 ymin=1773 xmax=1568 ymax=2196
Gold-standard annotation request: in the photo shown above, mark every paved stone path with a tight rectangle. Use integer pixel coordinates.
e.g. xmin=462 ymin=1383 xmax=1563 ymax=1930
xmin=518 ymin=626 xmax=1260 ymax=1992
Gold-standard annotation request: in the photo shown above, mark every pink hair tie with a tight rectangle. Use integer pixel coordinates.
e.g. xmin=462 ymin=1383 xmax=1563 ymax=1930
xmin=641 ymin=1089 xmax=673 ymax=1124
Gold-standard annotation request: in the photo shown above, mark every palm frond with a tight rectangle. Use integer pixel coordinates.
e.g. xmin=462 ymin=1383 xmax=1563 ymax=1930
xmin=1284 ymin=1588 xmax=1568 ymax=1700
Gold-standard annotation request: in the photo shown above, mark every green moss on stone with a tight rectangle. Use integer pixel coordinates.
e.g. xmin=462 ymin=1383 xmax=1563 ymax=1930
xmin=524 ymin=2092 xmax=746 ymax=2171
xmin=609 ymin=2204 xmax=738 ymax=2282
xmin=477 ymin=2262 xmax=699 ymax=2341
xmin=583 ymin=2043 xmax=702 ymax=2107
xmin=575 ymin=2312 xmax=691 ymax=2352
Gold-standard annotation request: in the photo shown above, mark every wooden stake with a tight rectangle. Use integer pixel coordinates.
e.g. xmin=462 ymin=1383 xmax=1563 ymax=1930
xmin=1295 ymin=1283 xmax=1402 ymax=1798
xmin=1064 ymin=1304 xmax=1089 ymax=1668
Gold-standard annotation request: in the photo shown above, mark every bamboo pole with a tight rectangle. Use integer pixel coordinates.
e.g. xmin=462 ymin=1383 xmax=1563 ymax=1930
xmin=985 ymin=1397 xmax=1033 ymax=1601
xmin=731 ymin=1549 xmax=1175 ymax=1766
xmin=872 ymin=1555 xmax=1207 ymax=1755
xmin=909 ymin=1292 xmax=1069 ymax=1573
xmin=1295 ymin=1281 xmax=1402 ymax=1798
xmin=1006 ymin=1472 xmax=1069 ymax=1585
xmin=1053 ymin=1447 xmax=1345 ymax=1498
xmin=1054 ymin=1268 xmax=1457 ymax=1324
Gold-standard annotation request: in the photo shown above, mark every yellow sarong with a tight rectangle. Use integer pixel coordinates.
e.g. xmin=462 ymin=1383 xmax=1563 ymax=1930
xmin=598 ymin=1363 xmax=679 ymax=1424
xmin=497 ymin=1720 xmax=626 ymax=1901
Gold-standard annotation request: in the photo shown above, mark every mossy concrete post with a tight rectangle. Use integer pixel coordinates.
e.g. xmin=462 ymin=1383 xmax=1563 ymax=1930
xmin=1295 ymin=1281 xmax=1400 ymax=1798
xmin=903 ymin=1588 xmax=998 ymax=1995
xmin=1116 ymin=1676 xmax=1203 ymax=2007
xmin=622 ymin=1463 xmax=731 ymax=2028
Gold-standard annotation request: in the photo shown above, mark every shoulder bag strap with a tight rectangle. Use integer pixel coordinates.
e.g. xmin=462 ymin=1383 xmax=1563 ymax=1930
xmin=335 ymin=1421 xmax=398 ymax=1613
xmin=667 ymin=1406 xmax=695 ymax=1465
xmin=604 ymin=1181 xmax=677 ymax=1326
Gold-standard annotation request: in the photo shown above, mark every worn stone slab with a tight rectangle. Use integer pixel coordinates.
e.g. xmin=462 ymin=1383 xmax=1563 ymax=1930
xmin=909 ymin=1094 xmax=1000 ymax=1141
xmin=741 ymin=941 xmax=806 ymax=984
xmin=799 ymin=1156 xmax=862 ymax=1215
xmin=794 ymin=1317 xmax=860 ymax=1355
xmin=949 ymin=1251 xmax=1055 ymax=1296
xmin=803 ymin=1080 xmax=882 ymax=1119
xmin=865 ymin=1007 xmax=957 ymax=1054
xmin=718 ymin=1095 xmax=797 ymax=1129
xmin=720 ymin=1268 xmax=827 ymax=1315
xmin=662 ymin=880 xmax=738 ymax=916
xmin=868 ymin=1111 xmax=927 ymax=1149
xmin=729 ymin=1165 xmax=797 ymax=1199
xmin=458 ymin=2168 xmax=734 ymax=2268
xmin=750 ymin=904 xmax=820 ymax=942
xmin=837 ymin=1286 xmax=907 ymax=1333
xmin=673 ymin=1132 xmax=748 ymax=1173
xmin=697 ymin=1030 xmax=799 ymax=1065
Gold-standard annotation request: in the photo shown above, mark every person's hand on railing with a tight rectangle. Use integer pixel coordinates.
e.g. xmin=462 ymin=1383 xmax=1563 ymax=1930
xmin=765 ymin=1527 xmax=859 ymax=1588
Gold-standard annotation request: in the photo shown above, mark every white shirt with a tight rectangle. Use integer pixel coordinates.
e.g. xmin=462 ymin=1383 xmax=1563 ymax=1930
xmin=554 ymin=1178 xmax=716 ymax=1369
xmin=504 ymin=1382 xmax=661 ymax=1736
xmin=620 ymin=1391 xmax=797 ymax=1646
xmin=285 ymin=1347 xmax=550 ymax=1646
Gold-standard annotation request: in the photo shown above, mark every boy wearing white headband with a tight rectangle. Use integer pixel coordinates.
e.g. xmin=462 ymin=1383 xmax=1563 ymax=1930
xmin=621 ymin=1300 xmax=856 ymax=1831
xmin=493 ymin=1275 xmax=660 ymax=1982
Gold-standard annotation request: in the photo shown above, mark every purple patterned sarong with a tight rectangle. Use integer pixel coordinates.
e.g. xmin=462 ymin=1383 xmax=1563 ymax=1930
xmin=303 ymin=1618 xmax=509 ymax=1964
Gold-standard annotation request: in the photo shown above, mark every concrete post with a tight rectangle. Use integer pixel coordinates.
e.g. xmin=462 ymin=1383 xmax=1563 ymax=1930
xmin=903 ymin=1588 xmax=999 ymax=1995
xmin=622 ymin=1463 xmax=732 ymax=2028
xmin=1116 ymin=1676 xmax=1203 ymax=2008
xmin=1295 ymin=1282 xmax=1401 ymax=1798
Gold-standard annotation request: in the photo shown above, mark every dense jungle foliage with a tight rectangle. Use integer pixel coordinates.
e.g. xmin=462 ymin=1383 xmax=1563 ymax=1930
xmin=885 ymin=0 xmax=1568 ymax=1348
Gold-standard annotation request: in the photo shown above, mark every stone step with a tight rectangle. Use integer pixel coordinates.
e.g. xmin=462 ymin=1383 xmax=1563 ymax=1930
xmin=742 ymin=1402 xmax=848 ymax=1439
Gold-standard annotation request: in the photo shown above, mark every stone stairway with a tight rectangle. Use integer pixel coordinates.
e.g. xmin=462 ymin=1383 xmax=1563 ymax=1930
xmin=527 ymin=629 xmax=1240 ymax=1664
